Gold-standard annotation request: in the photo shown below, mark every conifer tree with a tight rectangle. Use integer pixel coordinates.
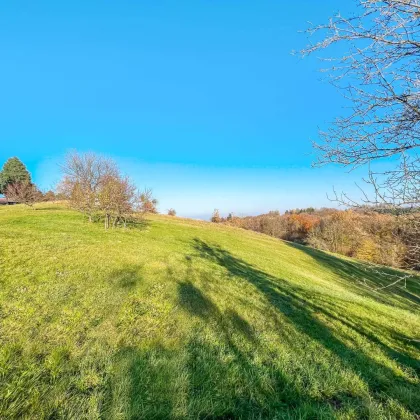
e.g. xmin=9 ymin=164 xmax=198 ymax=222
xmin=0 ymin=157 xmax=31 ymax=194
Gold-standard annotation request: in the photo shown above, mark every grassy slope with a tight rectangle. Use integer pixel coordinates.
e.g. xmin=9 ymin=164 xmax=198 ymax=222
xmin=0 ymin=204 xmax=419 ymax=419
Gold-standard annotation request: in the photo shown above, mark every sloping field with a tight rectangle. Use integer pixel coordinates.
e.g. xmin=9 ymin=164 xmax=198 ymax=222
xmin=0 ymin=204 xmax=419 ymax=419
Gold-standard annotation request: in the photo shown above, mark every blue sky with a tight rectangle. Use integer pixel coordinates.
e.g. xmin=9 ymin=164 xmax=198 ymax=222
xmin=0 ymin=1 xmax=364 ymax=218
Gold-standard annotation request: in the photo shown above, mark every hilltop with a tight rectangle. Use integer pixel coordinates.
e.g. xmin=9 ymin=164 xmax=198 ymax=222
xmin=0 ymin=203 xmax=419 ymax=419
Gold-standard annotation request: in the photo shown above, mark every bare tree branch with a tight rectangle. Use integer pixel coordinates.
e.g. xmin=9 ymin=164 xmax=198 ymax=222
xmin=300 ymin=0 xmax=420 ymax=286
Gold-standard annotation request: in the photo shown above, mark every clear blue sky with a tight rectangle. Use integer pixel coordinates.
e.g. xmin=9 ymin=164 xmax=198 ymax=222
xmin=0 ymin=1 xmax=363 ymax=219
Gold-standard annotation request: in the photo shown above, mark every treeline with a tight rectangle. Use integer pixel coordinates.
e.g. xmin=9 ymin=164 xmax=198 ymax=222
xmin=213 ymin=208 xmax=420 ymax=271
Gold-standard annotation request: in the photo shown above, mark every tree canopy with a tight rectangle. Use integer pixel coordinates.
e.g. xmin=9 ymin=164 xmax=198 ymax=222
xmin=0 ymin=157 xmax=31 ymax=195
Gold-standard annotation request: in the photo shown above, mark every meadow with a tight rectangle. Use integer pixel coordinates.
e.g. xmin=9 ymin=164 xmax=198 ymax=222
xmin=0 ymin=203 xmax=419 ymax=419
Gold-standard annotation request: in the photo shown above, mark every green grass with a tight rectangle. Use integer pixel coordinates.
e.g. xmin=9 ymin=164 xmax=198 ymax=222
xmin=0 ymin=203 xmax=419 ymax=419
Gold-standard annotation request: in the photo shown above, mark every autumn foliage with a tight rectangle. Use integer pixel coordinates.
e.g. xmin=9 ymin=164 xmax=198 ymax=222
xmin=221 ymin=208 xmax=418 ymax=271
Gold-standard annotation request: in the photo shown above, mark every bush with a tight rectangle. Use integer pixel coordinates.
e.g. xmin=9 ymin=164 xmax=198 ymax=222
xmin=42 ymin=190 xmax=56 ymax=202
xmin=138 ymin=189 xmax=158 ymax=214
xmin=211 ymin=209 xmax=222 ymax=223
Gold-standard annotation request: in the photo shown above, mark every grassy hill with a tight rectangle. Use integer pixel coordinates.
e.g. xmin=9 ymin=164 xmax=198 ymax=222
xmin=0 ymin=203 xmax=419 ymax=419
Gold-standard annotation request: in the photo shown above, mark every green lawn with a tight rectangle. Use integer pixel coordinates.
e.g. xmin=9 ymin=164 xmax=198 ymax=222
xmin=0 ymin=203 xmax=419 ymax=419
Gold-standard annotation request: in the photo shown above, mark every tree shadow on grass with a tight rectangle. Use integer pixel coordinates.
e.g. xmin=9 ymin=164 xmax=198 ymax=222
xmin=102 ymin=346 xmax=176 ymax=419
xmin=34 ymin=206 xmax=68 ymax=211
xmin=312 ymin=300 xmax=420 ymax=371
xmin=177 ymin=281 xmax=335 ymax=419
xmin=124 ymin=218 xmax=151 ymax=231
xmin=178 ymin=282 xmax=218 ymax=319
xmin=86 ymin=215 xmax=151 ymax=231
xmin=191 ymin=238 xmax=420 ymax=417
xmin=284 ymin=241 xmax=420 ymax=311
xmin=107 ymin=266 xmax=144 ymax=289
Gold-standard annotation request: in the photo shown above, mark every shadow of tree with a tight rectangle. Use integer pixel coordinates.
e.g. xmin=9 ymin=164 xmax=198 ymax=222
xmin=177 ymin=281 xmax=334 ymax=418
xmin=284 ymin=241 xmax=420 ymax=310
xmin=124 ymin=218 xmax=151 ymax=231
xmin=191 ymin=238 xmax=420 ymax=416
xmin=102 ymin=346 xmax=176 ymax=419
xmin=178 ymin=282 xmax=218 ymax=319
xmin=90 ymin=215 xmax=151 ymax=231
xmin=224 ymin=308 xmax=257 ymax=344
xmin=97 ymin=242 xmax=419 ymax=418
xmin=34 ymin=206 xmax=68 ymax=211
xmin=107 ymin=266 xmax=144 ymax=289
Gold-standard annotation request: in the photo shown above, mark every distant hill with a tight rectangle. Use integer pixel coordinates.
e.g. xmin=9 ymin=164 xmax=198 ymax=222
xmin=0 ymin=203 xmax=419 ymax=419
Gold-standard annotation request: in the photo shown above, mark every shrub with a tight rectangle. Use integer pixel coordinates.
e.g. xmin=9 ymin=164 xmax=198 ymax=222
xmin=211 ymin=209 xmax=222 ymax=223
xmin=137 ymin=189 xmax=158 ymax=214
xmin=42 ymin=190 xmax=56 ymax=202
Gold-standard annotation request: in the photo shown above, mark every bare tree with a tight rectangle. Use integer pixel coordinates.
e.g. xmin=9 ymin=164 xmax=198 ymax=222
xmin=6 ymin=181 xmax=42 ymax=207
xmin=59 ymin=151 xmax=118 ymax=222
xmin=300 ymin=0 xmax=420 ymax=289
xmin=300 ymin=0 xmax=419 ymax=209
xmin=59 ymin=152 xmax=144 ymax=229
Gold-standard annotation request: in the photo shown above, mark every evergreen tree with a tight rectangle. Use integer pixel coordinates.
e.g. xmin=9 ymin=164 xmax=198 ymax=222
xmin=0 ymin=157 xmax=31 ymax=194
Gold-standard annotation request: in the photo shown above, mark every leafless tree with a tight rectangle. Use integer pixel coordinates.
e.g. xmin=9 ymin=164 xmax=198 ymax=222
xmin=6 ymin=181 xmax=42 ymax=207
xmin=300 ymin=0 xmax=420 ymax=288
xmin=59 ymin=152 xmax=144 ymax=229
xmin=59 ymin=151 xmax=118 ymax=222
xmin=300 ymin=0 xmax=419 ymax=209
